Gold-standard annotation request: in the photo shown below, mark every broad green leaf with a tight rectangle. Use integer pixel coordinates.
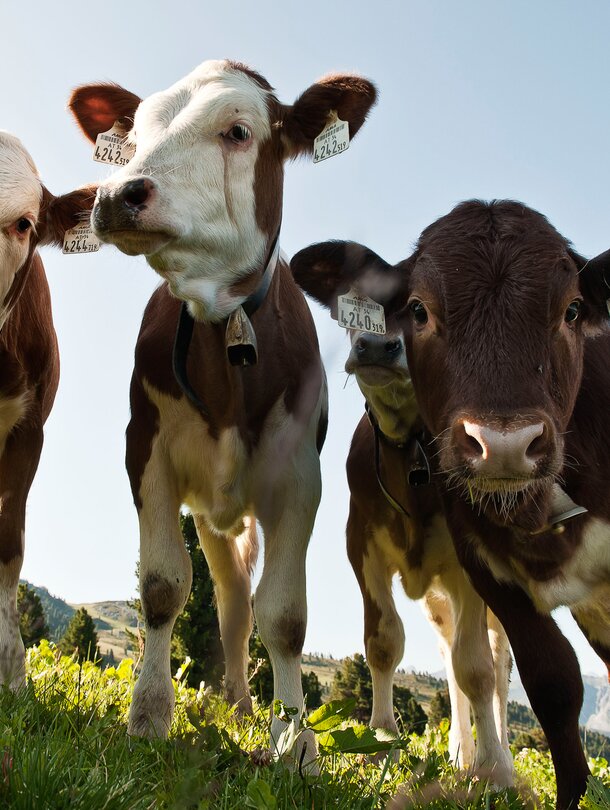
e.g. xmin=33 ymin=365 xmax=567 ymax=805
xmin=304 ymin=698 xmax=357 ymax=732
xmin=246 ymin=778 xmax=277 ymax=809
xmin=318 ymin=724 xmax=403 ymax=755
xmin=272 ymin=699 xmax=299 ymax=723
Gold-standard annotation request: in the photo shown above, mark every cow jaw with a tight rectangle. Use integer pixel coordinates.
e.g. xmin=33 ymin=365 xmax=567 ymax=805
xmin=92 ymin=60 xmax=274 ymax=322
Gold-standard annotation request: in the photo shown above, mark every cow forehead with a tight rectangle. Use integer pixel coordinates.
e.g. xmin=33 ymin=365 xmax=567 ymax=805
xmin=133 ymin=59 xmax=273 ymax=144
xmin=0 ymin=132 xmax=41 ymax=221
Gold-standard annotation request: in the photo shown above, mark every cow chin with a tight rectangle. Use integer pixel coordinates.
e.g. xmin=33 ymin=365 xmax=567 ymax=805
xmin=98 ymin=229 xmax=174 ymax=256
xmin=448 ymin=469 xmax=555 ymax=527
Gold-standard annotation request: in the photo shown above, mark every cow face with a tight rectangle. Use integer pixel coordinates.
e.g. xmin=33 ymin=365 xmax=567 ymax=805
xmin=291 ymin=240 xmax=417 ymax=441
xmin=69 ymin=60 xmax=376 ymax=323
xmin=292 ymin=202 xmax=610 ymax=528
xmin=0 ymin=131 xmax=96 ymax=326
xmin=0 ymin=132 xmax=42 ymax=317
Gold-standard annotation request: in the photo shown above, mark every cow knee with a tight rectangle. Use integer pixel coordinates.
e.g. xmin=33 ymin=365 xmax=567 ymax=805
xmin=258 ymin=609 xmax=305 ymax=658
xmin=141 ymin=572 xmax=188 ymax=629
xmin=367 ymin=630 xmax=402 ymax=673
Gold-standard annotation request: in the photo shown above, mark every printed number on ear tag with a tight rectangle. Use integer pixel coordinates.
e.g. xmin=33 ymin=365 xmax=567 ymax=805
xmin=62 ymin=223 xmax=100 ymax=255
xmin=336 ymin=290 xmax=386 ymax=335
xmin=93 ymin=123 xmax=135 ymax=167
xmin=313 ymin=116 xmax=350 ymax=164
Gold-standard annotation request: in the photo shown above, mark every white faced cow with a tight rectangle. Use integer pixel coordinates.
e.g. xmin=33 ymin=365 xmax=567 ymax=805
xmin=0 ymin=131 xmax=95 ymax=687
xmin=291 ymin=242 xmax=513 ymax=784
xmin=69 ymin=59 xmax=376 ymax=761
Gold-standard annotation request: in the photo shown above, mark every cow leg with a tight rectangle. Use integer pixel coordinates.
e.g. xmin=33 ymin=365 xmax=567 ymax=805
xmin=421 ymin=588 xmax=474 ymax=768
xmin=444 ymin=570 xmax=514 ymax=786
xmin=0 ymin=422 xmax=43 ymax=688
xmin=253 ymin=440 xmax=321 ymax=767
xmin=127 ymin=463 xmax=192 ymax=738
xmin=454 ymin=545 xmax=589 ymax=810
xmin=194 ymin=513 xmax=256 ymax=713
xmin=487 ymin=610 xmax=512 ymax=757
xmin=571 ymin=600 xmax=610 ymax=678
xmin=347 ymin=507 xmax=403 ymax=734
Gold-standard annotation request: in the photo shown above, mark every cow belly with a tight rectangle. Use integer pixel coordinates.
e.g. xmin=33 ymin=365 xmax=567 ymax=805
xmin=143 ymin=382 xmax=249 ymax=531
xmin=373 ymin=516 xmax=456 ymax=601
xmin=527 ymin=518 xmax=610 ymax=613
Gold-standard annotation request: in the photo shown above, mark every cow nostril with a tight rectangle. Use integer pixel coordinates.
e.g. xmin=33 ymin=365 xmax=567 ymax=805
xmin=355 ymin=337 xmax=368 ymax=357
xmin=122 ymin=179 xmax=153 ymax=209
xmin=456 ymin=422 xmax=485 ymax=458
xmin=525 ymin=424 xmax=547 ymax=460
xmin=384 ymin=339 xmax=401 ymax=356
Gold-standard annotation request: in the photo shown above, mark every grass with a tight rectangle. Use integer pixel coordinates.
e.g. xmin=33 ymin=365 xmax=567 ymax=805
xmin=0 ymin=641 xmax=607 ymax=809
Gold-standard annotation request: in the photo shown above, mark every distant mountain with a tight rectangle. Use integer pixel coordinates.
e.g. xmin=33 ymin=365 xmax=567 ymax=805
xmin=21 ymin=581 xmax=75 ymax=641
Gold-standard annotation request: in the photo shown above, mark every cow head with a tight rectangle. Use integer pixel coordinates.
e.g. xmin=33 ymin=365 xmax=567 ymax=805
xmin=69 ymin=60 xmax=376 ymax=323
xmin=0 ymin=131 xmax=96 ymax=325
xmin=291 ymin=240 xmax=417 ymax=441
xmin=292 ymin=201 xmax=610 ymax=530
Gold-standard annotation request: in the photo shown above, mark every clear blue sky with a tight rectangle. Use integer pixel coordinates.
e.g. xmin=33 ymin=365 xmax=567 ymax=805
xmin=3 ymin=1 xmax=609 ymax=675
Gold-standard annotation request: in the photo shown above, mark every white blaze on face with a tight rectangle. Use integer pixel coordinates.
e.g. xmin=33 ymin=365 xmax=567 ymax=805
xmin=98 ymin=60 xmax=274 ymax=321
xmin=0 ymin=132 xmax=42 ymax=327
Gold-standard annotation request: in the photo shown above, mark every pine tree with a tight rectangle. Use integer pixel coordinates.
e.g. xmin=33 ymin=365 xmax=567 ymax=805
xmin=330 ymin=653 xmax=373 ymax=722
xmin=428 ymin=688 xmax=452 ymax=727
xmin=17 ymin=583 xmax=49 ymax=647
xmin=59 ymin=607 xmax=99 ymax=662
xmin=394 ymin=685 xmax=428 ymax=734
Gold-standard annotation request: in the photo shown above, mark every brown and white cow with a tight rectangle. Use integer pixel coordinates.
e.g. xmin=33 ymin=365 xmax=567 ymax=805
xmin=68 ymin=59 xmax=376 ymax=760
xmin=291 ymin=242 xmax=513 ymax=783
xmin=291 ymin=202 xmax=610 ymax=807
xmin=0 ymin=131 xmax=95 ymax=687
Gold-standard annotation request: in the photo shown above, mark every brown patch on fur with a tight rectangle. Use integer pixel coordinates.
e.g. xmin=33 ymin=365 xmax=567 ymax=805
xmin=39 ymin=184 xmax=98 ymax=247
xmin=68 ymin=83 xmax=142 ymax=143
xmin=141 ymin=573 xmax=183 ymax=629
xmin=274 ymin=614 xmax=306 ymax=657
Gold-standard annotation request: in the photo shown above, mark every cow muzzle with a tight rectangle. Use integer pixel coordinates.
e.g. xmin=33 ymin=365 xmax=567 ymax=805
xmin=92 ymin=178 xmax=174 ymax=256
xmin=450 ymin=415 xmax=557 ymax=484
xmin=345 ymin=332 xmax=406 ymax=386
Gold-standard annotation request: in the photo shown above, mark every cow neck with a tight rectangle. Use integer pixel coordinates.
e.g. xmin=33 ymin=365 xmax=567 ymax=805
xmin=172 ymin=229 xmax=281 ymax=418
xmin=365 ymin=402 xmax=431 ymax=519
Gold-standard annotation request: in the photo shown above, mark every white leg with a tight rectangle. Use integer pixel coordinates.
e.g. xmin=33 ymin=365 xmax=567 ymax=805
xmin=448 ymin=573 xmax=514 ymax=786
xmin=421 ymin=588 xmax=474 ymax=768
xmin=194 ymin=513 xmax=256 ymax=712
xmin=487 ymin=610 xmax=512 ymax=757
xmin=0 ymin=557 xmax=25 ymax=689
xmin=128 ymin=460 xmax=192 ymax=739
xmin=254 ymin=439 xmax=321 ymax=766
xmin=348 ymin=517 xmax=403 ymax=734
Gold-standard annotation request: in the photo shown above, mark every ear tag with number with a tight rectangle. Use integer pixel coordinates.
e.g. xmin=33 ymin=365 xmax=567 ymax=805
xmin=93 ymin=122 xmax=135 ymax=167
xmin=335 ymin=288 xmax=386 ymax=335
xmin=62 ymin=223 xmax=101 ymax=255
xmin=313 ymin=112 xmax=350 ymax=164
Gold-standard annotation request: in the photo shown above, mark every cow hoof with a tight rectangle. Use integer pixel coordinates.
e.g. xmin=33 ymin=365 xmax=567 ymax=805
xmin=473 ymin=753 xmax=514 ymax=788
xmin=128 ymin=677 xmax=174 ymax=739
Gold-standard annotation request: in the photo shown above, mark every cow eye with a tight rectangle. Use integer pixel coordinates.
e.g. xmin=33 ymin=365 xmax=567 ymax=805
xmin=16 ymin=218 xmax=32 ymax=234
xmin=564 ymin=300 xmax=581 ymax=324
xmin=228 ymin=124 xmax=251 ymax=143
xmin=409 ymin=300 xmax=429 ymax=325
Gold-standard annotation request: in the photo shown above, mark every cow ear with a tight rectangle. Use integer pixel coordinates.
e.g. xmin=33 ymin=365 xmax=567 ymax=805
xmin=571 ymin=248 xmax=610 ymax=334
xmin=291 ymin=240 xmax=399 ymax=310
xmin=39 ymin=184 xmax=98 ymax=246
xmin=68 ymin=83 xmax=141 ymax=143
xmin=282 ymin=74 xmax=376 ymax=159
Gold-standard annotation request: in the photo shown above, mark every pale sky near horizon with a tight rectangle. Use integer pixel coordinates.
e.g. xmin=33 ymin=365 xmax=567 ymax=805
xmin=2 ymin=1 xmax=609 ymax=677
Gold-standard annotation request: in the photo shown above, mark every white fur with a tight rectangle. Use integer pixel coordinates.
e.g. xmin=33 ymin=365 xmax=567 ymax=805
xmin=0 ymin=132 xmax=42 ymax=329
xmin=96 ymin=60 xmax=274 ymax=322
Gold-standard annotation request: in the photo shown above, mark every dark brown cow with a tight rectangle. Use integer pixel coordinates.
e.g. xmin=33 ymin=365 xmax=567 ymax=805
xmin=291 ymin=201 xmax=610 ymax=807
xmin=68 ymin=59 xmax=376 ymax=762
xmin=289 ymin=243 xmax=513 ymax=780
xmin=0 ymin=131 xmax=95 ymax=686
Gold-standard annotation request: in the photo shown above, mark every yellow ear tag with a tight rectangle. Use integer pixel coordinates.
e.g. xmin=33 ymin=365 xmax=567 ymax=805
xmin=313 ymin=112 xmax=350 ymax=164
